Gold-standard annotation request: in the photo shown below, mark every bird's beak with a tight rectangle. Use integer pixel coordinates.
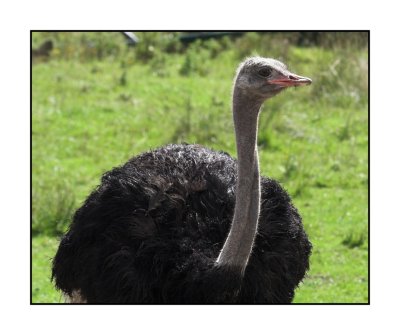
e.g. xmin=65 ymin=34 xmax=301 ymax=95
xmin=268 ymin=71 xmax=312 ymax=87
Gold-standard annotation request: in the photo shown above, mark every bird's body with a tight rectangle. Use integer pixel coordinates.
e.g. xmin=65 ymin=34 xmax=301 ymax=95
xmin=52 ymin=57 xmax=312 ymax=303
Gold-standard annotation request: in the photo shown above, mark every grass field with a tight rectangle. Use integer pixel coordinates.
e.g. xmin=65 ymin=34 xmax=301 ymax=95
xmin=32 ymin=32 xmax=369 ymax=303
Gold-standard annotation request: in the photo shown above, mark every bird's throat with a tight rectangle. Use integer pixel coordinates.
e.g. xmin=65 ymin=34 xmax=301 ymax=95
xmin=216 ymin=92 xmax=262 ymax=275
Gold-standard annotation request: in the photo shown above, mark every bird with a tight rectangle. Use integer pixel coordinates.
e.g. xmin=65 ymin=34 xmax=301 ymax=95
xmin=52 ymin=56 xmax=313 ymax=304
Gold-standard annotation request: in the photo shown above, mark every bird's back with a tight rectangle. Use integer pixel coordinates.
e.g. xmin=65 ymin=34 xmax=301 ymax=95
xmin=52 ymin=144 xmax=311 ymax=303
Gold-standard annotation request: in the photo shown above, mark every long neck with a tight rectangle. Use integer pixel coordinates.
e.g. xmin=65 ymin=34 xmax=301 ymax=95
xmin=216 ymin=89 xmax=263 ymax=275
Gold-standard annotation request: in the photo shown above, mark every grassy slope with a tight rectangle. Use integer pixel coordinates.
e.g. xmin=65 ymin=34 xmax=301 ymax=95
xmin=32 ymin=45 xmax=368 ymax=303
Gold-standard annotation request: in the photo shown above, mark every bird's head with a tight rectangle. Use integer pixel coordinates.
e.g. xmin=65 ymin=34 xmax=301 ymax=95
xmin=234 ymin=57 xmax=312 ymax=100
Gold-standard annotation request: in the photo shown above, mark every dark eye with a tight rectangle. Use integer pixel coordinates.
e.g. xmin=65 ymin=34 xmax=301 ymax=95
xmin=258 ymin=67 xmax=272 ymax=77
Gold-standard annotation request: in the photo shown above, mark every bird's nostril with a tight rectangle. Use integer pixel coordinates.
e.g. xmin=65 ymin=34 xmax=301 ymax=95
xmin=288 ymin=75 xmax=297 ymax=80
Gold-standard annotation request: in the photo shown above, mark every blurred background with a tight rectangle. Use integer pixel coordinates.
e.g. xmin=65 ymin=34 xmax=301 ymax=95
xmin=31 ymin=31 xmax=368 ymax=303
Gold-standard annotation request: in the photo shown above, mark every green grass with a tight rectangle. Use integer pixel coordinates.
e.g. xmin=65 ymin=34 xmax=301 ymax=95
xmin=32 ymin=235 xmax=63 ymax=303
xmin=32 ymin=32 xmax=368 ymax=303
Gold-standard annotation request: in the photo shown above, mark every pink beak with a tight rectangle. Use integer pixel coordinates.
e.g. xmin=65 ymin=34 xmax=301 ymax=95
xmin=268 ymin=72 xmax=312 ymax=87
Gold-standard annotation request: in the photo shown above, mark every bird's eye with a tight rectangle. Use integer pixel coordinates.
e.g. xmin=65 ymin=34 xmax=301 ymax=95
xmin=258 ymin=67 xmax=272 ymax=77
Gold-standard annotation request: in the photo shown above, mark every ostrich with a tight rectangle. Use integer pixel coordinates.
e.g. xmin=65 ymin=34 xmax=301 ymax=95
xmin=52 ymin=57 xmax=312 ymax=303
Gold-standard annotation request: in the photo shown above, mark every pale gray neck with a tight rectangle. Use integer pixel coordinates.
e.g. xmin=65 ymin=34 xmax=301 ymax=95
xmin=216 ymin=89 xmax=263 ymax=275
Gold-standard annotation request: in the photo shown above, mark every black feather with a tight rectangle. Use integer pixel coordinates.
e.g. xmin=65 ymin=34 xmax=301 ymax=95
xmin=52 ymin=143 xmax=312 ymax=303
